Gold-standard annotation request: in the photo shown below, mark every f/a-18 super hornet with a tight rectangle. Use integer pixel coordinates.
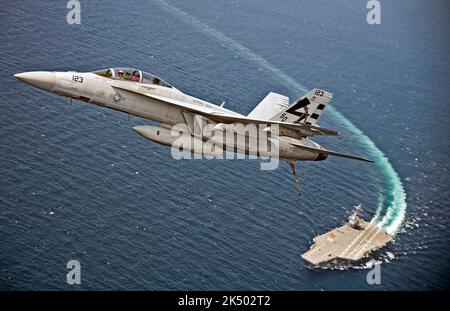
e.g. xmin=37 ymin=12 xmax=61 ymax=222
xmin=14 ymin=67 xmax=373 ymax=194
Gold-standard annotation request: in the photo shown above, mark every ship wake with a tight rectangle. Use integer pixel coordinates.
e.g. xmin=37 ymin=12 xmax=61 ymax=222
xmin=153 ymin=0 xmax=407 ymax=238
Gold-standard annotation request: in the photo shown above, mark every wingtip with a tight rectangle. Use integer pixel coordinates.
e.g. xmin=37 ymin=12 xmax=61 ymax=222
xmin=360 ymin=157 xmax=375 ymax=163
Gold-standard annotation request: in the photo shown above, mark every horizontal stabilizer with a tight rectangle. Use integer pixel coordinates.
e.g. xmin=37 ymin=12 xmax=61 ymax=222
xmin=289 ymin=142 xmax=374 ymax=163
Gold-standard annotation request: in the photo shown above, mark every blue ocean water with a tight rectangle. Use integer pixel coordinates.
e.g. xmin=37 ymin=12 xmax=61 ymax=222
xmin=0 ymin=0 xmax=449 ymax=290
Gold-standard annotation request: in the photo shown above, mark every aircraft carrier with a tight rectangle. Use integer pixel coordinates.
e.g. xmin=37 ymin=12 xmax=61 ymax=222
xmin=302 ymin=206 xmax=393 ymax=266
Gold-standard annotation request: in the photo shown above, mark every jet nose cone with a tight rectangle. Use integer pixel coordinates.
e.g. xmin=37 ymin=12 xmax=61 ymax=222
xmin=14 ymin=71 xmax=56 ymax=92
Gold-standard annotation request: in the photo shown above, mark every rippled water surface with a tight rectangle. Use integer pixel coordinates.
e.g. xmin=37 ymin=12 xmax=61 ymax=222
xmin=0 ymin=0 xmax=449 ymax=290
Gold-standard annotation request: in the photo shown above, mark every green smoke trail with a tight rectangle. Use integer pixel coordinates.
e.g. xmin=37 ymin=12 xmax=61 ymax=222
xmin=154 ymin=0 xmax=406 ymax=234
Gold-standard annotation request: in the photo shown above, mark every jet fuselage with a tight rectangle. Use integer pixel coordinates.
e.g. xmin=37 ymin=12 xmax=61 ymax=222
xmin=14 ymin=70 xmax=326 ymax=162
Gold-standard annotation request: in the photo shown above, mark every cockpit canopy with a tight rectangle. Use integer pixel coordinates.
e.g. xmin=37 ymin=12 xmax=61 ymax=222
xmin=93 ymin=68 xmax=173 ymax=88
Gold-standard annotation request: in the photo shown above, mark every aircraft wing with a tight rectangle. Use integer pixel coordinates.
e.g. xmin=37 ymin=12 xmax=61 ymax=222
xmin=111 ymin=84 xmax=338 ymax=137
xmin=289 ymin=141 xmax=374 ymax=163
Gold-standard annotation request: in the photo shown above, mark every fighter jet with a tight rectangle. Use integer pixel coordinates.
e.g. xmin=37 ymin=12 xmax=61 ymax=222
xmin=14 ymin=67 xmax=373 ymax=194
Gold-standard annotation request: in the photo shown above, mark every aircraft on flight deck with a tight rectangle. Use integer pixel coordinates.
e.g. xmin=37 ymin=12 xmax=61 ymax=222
xmin=14 ymin=67 xmax=373 ymax=195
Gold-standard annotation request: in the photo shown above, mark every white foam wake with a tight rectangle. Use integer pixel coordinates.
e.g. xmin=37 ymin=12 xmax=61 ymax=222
xmin=153 ymin=0 xmax=407 ymax=234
